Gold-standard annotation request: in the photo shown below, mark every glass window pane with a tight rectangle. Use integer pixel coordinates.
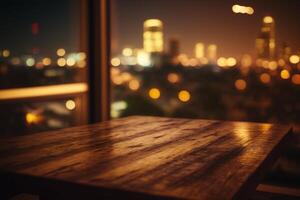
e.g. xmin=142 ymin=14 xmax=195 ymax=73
xmin=0 ymin=0 xmax=87 ymax=89
xmin=0 ymin=96 xmax=86 ymax=136
xmin=0 ymin=0 xmax=88 ymax=136
xmin=110 ymin=0 xmax=300 ymax=124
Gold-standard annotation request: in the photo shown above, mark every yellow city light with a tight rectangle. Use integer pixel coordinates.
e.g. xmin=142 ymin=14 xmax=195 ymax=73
xmin=128 ymin=79 xmax=140 ymax=91
xmin=111 ymin=67 xmax=120 ymax=76
xmin=217 ymin=57 xmax=227 ymax=67
xmin=280 ymin=69 xmax=290 ymax=79
xmin=226 ymin=57 xmax=237 ymax=67
xmin=232 ymin=5 xmax=254 ymax=15
xmin=247 ymin=7 xmax=254 ymax=15
xmin=189 ymin=58 xmax=198 ymax=67
xmin=65 ymin=100 xmax=76 ymax=110
xmin=56 ymin=48 xmax=66 ymax=57
xmin=235 ymin=79 xmax=247 ymax=90
xmin=149 ymin=88 xmax=160 ymax=99
xmin=121 ymin=72 xmax=132 ymax=82
xmin=262 ymin=60 xmax=269 ymax=68
xmin=137 ymin=50 xmax=151 ymax=67
xmin=144 ymin=19 xmax=162 ymax=27
xmin=122 ymin=48 xmax=133 ymax=57
xmin=26 ymin=113 xmax=41 ymax=125
xmin=112 ymin=76 xmax=123 ymax=85
xmin=260 ymin=73 xmax=271 ymax=84
xmin=111 ymin=57 xmax=121 ymax=67
xmin=232 ymin=5 xmax=240 ymax=13
xmin=167 ymin=73 xmax=180 ymax=84
xmin=77 ymin=60 xmax=86 ymax=68
xmin=195 ymin=43 xmax=205 ymax=58
xmin=289 ymin=55 xmax=300 ymax=64
xmin=66 ymin=58 xmax=76 ymax=66
xmin=292 ymin=74 xmax=300 ymax=85
xmin=268 ymin=61 xmax=277 ymax=70
xmin=178 ymin=90 xmax=191 ymax=102
xmin=77 ymin=52 xmax=86 ymax=60
xmin=42 ymin=57 xmax=51 ymax=66
xmin=2 ymin=49 xmax=10 ymax=57
xmin=263 ymin=16 xmax=273 ymax=24
xmin=57 ymin=58 xmax=66 ymax=67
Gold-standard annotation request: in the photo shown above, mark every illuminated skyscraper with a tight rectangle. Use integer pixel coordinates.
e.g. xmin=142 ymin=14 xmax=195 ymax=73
xmin=143 ymin=19 xmax=163 ymax=53
xmin=195 ymin=43 xmax=205 ymax=59
xmin=255 ymin=16 xmax=276 ymax=59
xmin=207 ymin=44 xmax=217 ymax=63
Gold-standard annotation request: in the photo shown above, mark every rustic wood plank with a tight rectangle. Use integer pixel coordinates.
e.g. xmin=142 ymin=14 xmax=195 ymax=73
xmin=0 ymin=116 xmax=292 ymax=200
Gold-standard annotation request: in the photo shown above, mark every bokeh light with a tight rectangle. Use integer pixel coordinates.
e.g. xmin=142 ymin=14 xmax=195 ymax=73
xmin=226 ymin=57 xmax=237 ymax=67
xmin=65 ymin=100 xmax=76 ymax=110
xmin=122 ymin=48 xmax=133 ymax=57
xmin=111 ymin=57 xmax=121 ymax=67
xmin=289 ymin=55 xmax=300 ymax=64
xmin=56 ymin=48 xmax=66 ymax=57
xmin=57 ymin=58 xmax=66 ymax=67
xmin=235 ymin=79 xmax=247 ymax=90
xmin=292 ymin=74 xmax=300 ymax=84
xmin=280 ymin=69 xmax=290 ymax=79
xmin=26 ymin=58 xmax=35 ymax=67
xmin=178 ymin=90 xmax=191 ymax=102
xmin=2 ymin=49 xmax=10 ymax=57
xmin=167 ymin=73 xmax=180 ymax=83
xmin=149 ymin=88 xmax=160 ymax=99
xmin=217 ymin=57 xmax=227 ymax=67
xmin=66 ymin=57 xmax=76 ymax=66
xmin=263 ymin=16 xmax=273 ymax=23
xmin=42 ymin=58 xmax=51 ymax=66
xmin=260 ymin=73 xmax=271 ymax=84
xmin=128 ymin=79 xmax=140 ymax=90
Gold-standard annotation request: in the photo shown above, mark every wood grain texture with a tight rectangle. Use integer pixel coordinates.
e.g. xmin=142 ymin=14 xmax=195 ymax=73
xmin=0 ymin=116 xmax=292 ymax=200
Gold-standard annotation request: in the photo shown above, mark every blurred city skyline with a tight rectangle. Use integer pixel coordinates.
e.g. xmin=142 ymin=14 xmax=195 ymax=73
xmin=111 ymin=0 xmax=300 ymax=58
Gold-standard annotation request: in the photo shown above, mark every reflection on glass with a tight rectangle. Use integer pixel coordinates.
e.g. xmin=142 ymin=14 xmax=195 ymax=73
xmin=0 ymin=97 xmax=84 ymax=136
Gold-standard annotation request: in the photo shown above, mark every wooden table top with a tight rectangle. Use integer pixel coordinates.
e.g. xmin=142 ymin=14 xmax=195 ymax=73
xmin=0 ymin=116 xmax=292 ymax=200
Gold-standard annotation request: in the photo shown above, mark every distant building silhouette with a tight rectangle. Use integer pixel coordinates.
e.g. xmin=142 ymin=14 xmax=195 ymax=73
xmin=279 ymin=42 xmax=292 ymax=61
xmin=168 ymin=38 xmax=180 ymax=65
xmin=207 ymin=44 xmax=217 ymax=63
xmin=255 ymin=16 xmax=276 ymax=59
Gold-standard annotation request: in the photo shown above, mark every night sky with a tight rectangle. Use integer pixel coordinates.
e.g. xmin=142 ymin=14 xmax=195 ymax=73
xmin=1 ymin=0 xmax=300 ymax=58
xmin=0 ymin=0 xmax=80 ymax=56
xmin=112 ymin=0 xmax=300 ymax=58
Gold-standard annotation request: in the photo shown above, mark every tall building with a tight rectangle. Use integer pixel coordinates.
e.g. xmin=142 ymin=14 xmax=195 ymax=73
xmin=169 ymin=38 xmax=179 ymax=58
xmin=207 ymin=44 xmax=217 ymax=63
xmin=255 ymin=16 xmax=276 ymax=59
xmin=168 ymin=38 xmax=180 ymax=65
xmin=279 ymin=42 xmax=292 ymax=61
xmin=195 ymin=43 xmax=205 ymax=59
xmin=143 ymin=19 xmax=163 ymax=53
